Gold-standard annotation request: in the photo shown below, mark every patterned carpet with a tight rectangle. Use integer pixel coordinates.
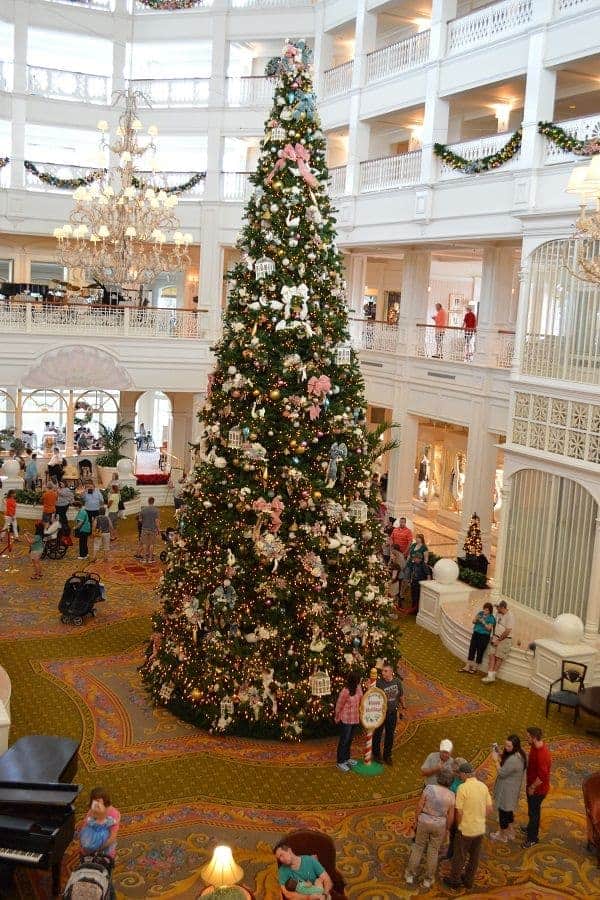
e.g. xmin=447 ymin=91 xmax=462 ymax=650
xmin=0 ymin=516 xmax=599 ymax=898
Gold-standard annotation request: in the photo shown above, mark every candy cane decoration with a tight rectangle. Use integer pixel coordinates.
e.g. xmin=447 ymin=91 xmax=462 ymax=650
xmin=363 ymin=667 xmax=379 ymax=766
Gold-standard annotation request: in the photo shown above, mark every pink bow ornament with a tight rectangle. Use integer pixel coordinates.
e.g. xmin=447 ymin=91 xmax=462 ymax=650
xmin=266 ymin=143 xmax=318 ymax=188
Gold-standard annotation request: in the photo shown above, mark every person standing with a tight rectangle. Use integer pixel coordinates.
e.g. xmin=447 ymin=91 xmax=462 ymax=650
xmin=460 ymin=602 xmax=495 ymax=673
xmin=47 ymin=447 xmax=65 ymax=484
xmin=173 ymin=473 xmax=187 ymax=511
xmin=490 ymin=734 xmax=527 ymax=842
xmin=107 ymin=485 xmax=120 ymax=537
xmin=41 ymin=481 xmax=58 ymax=525
xmin=444 ymin=762 xmax=493 ymax=891
xmin=91 ymin=506 xmax=114 ymax=564
xmin=421 ymin=739 xmax=454 ymax=785
xmin=522 ymin=726 xmax=551 ymax=848
xmin=23 ymin=521 xmax=44 ymax=580
xmin=25 ymin=452 xmax=38 ymax=491
xmin=391 ymin=517 xmax=413 ymax=558
xmin=73 ymin=499 xmax=92 ymax=560
xmin=2 ymin=490 xmax=19 ymax=540
xmin=139 ymin=496 xmax=161 ymax=564
xmin=482 ymin=600 xmax=515 ymax=683
xmin=463 ymin=307 xmax=477 ymax=361
xmin=56 ymin=481 xmax=74 ymax=532
xmin=372 ymin=662 xmax=407 ymax=766
xmin=334 ymin=671 xmax=363 ymax=772
xmin=405 ymin=769 xmax=455 ymax=890
xmin=83 ymin=483 xmax=104 ymax=523
xmin=432 ymin=302 xmax=448 ymax=358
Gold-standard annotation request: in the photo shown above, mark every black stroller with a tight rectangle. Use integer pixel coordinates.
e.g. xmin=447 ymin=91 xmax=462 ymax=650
xmin=62 ymin=854 xmax=115 ymax=899
xmin=59 ymin=572 xmax=105 ymax=626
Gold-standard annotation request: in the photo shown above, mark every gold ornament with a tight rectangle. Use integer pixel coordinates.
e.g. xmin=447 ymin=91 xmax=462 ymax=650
xmin=289 ymin=439 xmax=298 ymax=448
xmin=297 ymin=446 xmax=306 ymax=454
xmin=252 ymin=389 xmax=260 ymax=397
xmin=269 ymin=389 xmax=281 ymax=400
xmin=313 ymin=490 xmax=322 ymax=499
xmin=190 ymin=688 xmax=202 ymax=701
xmin=249 ymin=432 xmax=258 ymax=441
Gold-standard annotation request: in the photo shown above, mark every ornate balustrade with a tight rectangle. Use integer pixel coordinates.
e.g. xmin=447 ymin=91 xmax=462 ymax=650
xmin=0 ymin=302 xmax=208 ymax=340
xmin=416 ymin=324 xmax=477 ymax=363
xmin=366 ymin=30 xmax=430 ymax=84
xmin=128 ymin=78 xmax=209 ymax=108
xmin=496 ymin=331 xmax=516 ymax=369
xmin=27 ymin=65 xmax=111 ymax=104
xmin=24 ymin=161 xmax=100 ymax=192
xmin=132 ymin=0 xmax=213 ymax=9
xmin=221 ymin=171 xmax=252 ymax=202
xmin=328 ymin=166 xmax=347 ymax=198
xmin=447 ymin=0 xmax=533 ymax=54
xmin=226 ymin=76 xmax=272 ymax=107
xmin=359 ymin=151 xmax=421 ymax=193
xmin=42 ymin=0 xmax=113 ymax=9
xmin=438 ymin=132 xmax=520 ymax=179
xmin=349 ymin=319 xmax=401 ymax=353
xmin=543 ymin=114 xmax=600 ymax=164
xmin=322 ymin=61 xmax=354 ymax=99
xmin=231 ymin=0 xmax=312 ymax=7
xmin=555 ymin=0 xmax=600 ymax=16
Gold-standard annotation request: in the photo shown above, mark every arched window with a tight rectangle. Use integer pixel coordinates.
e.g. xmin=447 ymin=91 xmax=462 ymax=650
xmin=0 ymin=390 xmax=16 ymax=434
xmin=74 ymin=389 xmax=120 ymax=435
xmin=502 ymin=468 xmax=597 ymax=622
xmin=21 ymin=389 xmax=68 ymax=452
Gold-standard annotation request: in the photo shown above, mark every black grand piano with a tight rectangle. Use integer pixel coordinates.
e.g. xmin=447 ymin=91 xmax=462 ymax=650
xmin=0 ymin=735 xmax=81 ymax=896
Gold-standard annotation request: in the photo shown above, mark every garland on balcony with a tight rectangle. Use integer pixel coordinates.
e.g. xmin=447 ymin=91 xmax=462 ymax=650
xmin=136 ymin=0 xmax=206 ymax=8
xmin=537 ymin=121 xmax=600 ymax=157
xmin=0 ymin=156 xmax=9 ymax=170
xmin=131 ymin=171 xmax=206 ymax=194
xmin=24 ymin=160 xmax=105 ymax=189
xmin=433 ymin=128 xmax=522 ymax=174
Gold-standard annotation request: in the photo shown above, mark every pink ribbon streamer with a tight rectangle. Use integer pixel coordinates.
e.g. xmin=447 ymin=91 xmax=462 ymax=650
xmin=307 ymin=374 xmax=331 ymax=397
xmin=253 ymin=497 xmax=285 ymax=533
xmin=266 ymin=143 xmax=318 ymax=188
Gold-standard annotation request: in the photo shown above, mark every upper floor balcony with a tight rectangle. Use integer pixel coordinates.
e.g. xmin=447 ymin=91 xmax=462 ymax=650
xmin=446 ymin=0 xmax=534 ymax=56
xmin=226 ymin=76 xmax=272 ymax=107
xmin=21 ymin=161 xmax=205 ymax=200
xmin=128 ymin=77 xmax=209 ymax=109
xmin=365 ymin=30 xmax=430 ymax=86
xmin=359 ymin=151 xmax=421 ymax=193
xmin=27 ymin=65 xmax=111 ymax=105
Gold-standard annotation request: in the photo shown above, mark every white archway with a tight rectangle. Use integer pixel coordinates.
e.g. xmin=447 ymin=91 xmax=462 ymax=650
xmin=134 ymin=390 xmax=173 ymax=474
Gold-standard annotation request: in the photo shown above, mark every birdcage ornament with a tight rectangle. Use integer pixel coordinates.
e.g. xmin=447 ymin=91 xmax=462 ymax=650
xmin=271 ymin=126 xmax=286 ymax=141
xmin=255 ymin=256 xmax=275 ymax=279
xmin=334 ymin=343 xmax=352 ymax=366
xmin=309 ymin=669 xmax=331 ymax=697
xmin=349 ymin=499 xmax=368 ymax=524
xmin=220 ymin=696 xmax=235 ymax=719
xmin=228 ymin=425 xmax=243 ymax=449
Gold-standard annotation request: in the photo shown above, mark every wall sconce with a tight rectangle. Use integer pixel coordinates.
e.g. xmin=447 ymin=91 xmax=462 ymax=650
xmin=492 ymin=103 xmax=512 ymax=133
xmin=413 ymin=17 xmax=431 ymax=32
xmin=408 ymin=124 xmax=424 ymax=152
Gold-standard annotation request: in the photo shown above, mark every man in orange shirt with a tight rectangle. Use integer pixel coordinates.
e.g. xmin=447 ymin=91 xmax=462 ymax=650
xmin=432 ymin=302 xmax=448 ymax=358
xmin=42 ymin=481 xmax=58 ymax=524
xmin=391 ymin=517 xmax=413 ymax=557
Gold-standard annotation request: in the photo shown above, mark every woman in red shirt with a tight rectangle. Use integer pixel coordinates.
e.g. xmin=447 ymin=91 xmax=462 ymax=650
xmin=334 ymin=672 xmax=363 ymax=772
xmin=2 ymin=490 xmax=18 ymax=540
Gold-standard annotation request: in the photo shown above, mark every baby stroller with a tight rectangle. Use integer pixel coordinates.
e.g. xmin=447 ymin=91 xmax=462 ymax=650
xmin=62 ymin=853 xmax=115 ymax=900
xmin=159 ymin=527 xmax=177 ymax=563
xmin=59 ymin=572 xmax=105 ymax=626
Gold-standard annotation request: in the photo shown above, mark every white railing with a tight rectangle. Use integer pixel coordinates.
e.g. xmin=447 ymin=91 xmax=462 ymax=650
xmin=322 ymin=61 xmax=354 ymax=99
xmin=496 ymin=331 xmax=516 ymax=369
xmin=416 ymin=325 xmax=477 ymax=363
xmin=328 ymin=166 xmax=347 ymax=198
xmin=359 ymin=151 xmax=421 ymax=193
xmin=0 ymin=61 xmax=12 ymax=93
xmin=366 ymin=30 xmax=430 ymax=84
xmin=27 ymin=65 xmax=111 ymax=104
xmin=226 ymin=76 xmax=273 ymax=107
xmin=349 ymin=319 xmax=400 ymax=353
xmin=128 ymin=78 xmax=209 ymax=108
xmin=24 ymin=162 xmax=100 ymax=192
xmin=0 ymin=163 xmax=10 ymax=189
xmin=0 ymin=302 xmax=208 ymax=340
xmin=221 ymin=171 xmax=253 ymax=202
xmin=136 ymin=170 xmax=205 ymax=199
xmin=555 ymin=0 xmax=600 ymax=16
xmin=543 ymin=114 xmax=600 ymax=164
xmin=231 ymin=0 xmax=312 ymax=7
xmin=132 ymin=0 xmax=212 ymax=9
xmin=447 ymin=0 xmax=533 ymax=54
xmin=42 ymin=0 xmax=113 ymax=9
xmin=438 ymin=132 xmax=520 ymax=179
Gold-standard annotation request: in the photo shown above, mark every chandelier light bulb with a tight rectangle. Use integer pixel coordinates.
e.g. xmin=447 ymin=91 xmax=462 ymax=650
xmin=124 ymin=186 xmax=137 ymax=199
xmin=125 ymin=226 xmax=137 ymax=238
xmin=103 ymin=185 xmax=115 ymax=197
xmin=62 ymin=224 xmax=73 ymax=236
xmin=173 ymin=231 xmax=184 ymax=245
xmin=132 ymin=118 xmax=143 ymax=131
xmin=183 ymin=233 xmax=193 ymax=244
xmin=90 ymin=233 xmax=99 ymax=243
xmin=121 ymin=151 xmax=132 ymax=164
xmin=97 ymin=120 xmax=109 ymax=132
xmin=73 ymin=187 xmax=87 ymax=201
xmin=148 ymin=125 xmax=159 ymax=137
xmin=98 ymin=225 xmax=110 ymax=238
xmin=53 ymin=227 xmax=63 ymax=239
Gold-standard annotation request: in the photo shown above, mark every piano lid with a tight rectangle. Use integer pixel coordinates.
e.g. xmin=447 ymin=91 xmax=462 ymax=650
xmin=0 ymin=737 xmax=80 ymax=785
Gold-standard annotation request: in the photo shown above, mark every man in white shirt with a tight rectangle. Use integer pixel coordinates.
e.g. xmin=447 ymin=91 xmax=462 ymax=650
xmin=482 ymin=600 xmax=515 ymax=684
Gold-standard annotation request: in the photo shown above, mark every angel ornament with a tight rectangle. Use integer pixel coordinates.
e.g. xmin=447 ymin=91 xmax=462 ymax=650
xmin=326 ymin=442 xmax=348 ymax=487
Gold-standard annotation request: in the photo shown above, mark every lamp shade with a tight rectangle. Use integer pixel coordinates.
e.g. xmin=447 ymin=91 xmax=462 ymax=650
xmin=200 ymin=845 xmax=244 ymax=888
xmin=566 ymin=165 xmax=589 ymax=194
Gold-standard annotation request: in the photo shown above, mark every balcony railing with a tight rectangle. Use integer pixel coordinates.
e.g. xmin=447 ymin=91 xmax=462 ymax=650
xmin=231 ymin=0 xmax=312 ymax=6
xmin=24 ymin=162 xmax=101 ymax=192
xmin=226 ymin=76 xmax=273 ymax=107
xmin=447 ymin=0 xmax=533 ymax=55
xmin=329 ymin=165 xmax=347 ymax=198
xmin=221 ymin=171 xmax=253 ymax=202
xmin=349 ymin=319 xmax=400 ymax=353
xmin=416 ymin=324 xmax=477 ymax=363
xmin=0 ymin=302 xmax=208 ymax=340
xmin=322 ymin=60 xmax=354 ymax=99
xmin=496 ymin=331 xmax=516 ymax=369
xmin=0 ymin=61 xmax=12 ymax=93
xmin=132 ymin=0 xmax=213 ymax=9
xmin=27 ymin=65 xmax=111 ymax=104
xmin=136 ymin=170 xmax=205 ymax=199
xmin=543 ymin=114 xmax=600 ymax=164
xmin=359 ymin=151 xmax=421 ymax=193
xmin=556 ymin=0 xmax=599 ymax=16
xmin=0 ymin=163 xmax=10 ymax=189
xmin=366 ymin=30 xmax=430 ymax=84
xmin=438 ymin=132 xmax=520 ymax=179
xmin=128 ymin=78 xmax=209 ymax=108
xmin=42 ymin=0 xmax=114 ymax=9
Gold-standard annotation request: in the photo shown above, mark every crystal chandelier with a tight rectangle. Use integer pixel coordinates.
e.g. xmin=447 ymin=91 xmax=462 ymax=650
xmin=566 ymin=154 xmax=600 ymax=284
xmin=54 ymin=90 xmax=192 ymax=293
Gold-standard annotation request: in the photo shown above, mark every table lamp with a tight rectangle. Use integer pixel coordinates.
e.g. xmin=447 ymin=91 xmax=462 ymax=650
xmin=200 ymin=845 xmax=244 ymax=893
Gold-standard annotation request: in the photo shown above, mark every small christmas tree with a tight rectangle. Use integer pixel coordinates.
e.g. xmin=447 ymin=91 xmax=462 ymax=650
xmin=141 ymin=40 xmax=397 ymax=741
xmin=463 ymin=513 xmax=483 ymax=558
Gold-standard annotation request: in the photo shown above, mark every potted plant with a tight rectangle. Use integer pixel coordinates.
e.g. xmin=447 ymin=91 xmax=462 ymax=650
xmin=95 ymin=420 xmax=134 ymax=487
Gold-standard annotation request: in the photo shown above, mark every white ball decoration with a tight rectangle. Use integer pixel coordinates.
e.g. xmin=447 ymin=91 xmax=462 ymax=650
xmin=1 ymin=458 xmax=21 ymax=478
xmin=553 ymin=613 xmax=584 ymax=645
xmin=116 ymin=457 xmax=134 ymax=478
xmin=432 ymin=558 xmax=459 ymax=585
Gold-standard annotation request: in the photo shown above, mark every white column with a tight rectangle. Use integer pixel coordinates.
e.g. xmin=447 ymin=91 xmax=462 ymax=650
xmin=10 ymin=5 xmax=28 ymax=191
xmin=518 ymin=4 xmax=556 ymax=177
xmin=313 ymin=6 xmax=334 ymax=93
xmin=351 ymin=1 xmax=377 ymax=90
xmin=345 ymin=0 xmax=376 ymax=195
xmin=584 ymin=518 xmax=600 ymax=639
xmin=458 ymin=409 xmax=498 ymax=558
xmin=386 ymin=407 xmax=418 ymax=519
xmin=209 ymin=2 xmax=228 ymax=108
xmin=418 ymin=0 xmax=456 ymax=185
xmin=170 ymin=394 xmax=194 ymax=472
xmin=119 ymin=390 xmax=142 ymax=461
xmin=475 ymin=245 xmax=518 ymax=365
xmin=65 ymin=392 xmax=75 ymax=456
xmin=199 ymin=209 xmax=224 ymax=338
xmin=398 ymin=250 xmax=431 ymax=351
xmin=490 ymin=480 xmax=512 ymax=599
xmin=204 ymin=125 xmax=222 ymax=203
xmin=347 ymin=253 xmax=367 ymax=318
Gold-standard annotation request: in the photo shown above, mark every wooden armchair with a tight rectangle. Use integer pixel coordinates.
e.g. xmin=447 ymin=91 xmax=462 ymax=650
xmin=277 ymin=830 xmax=347 ymax=900
xmin=545 ymin=659 xmax=587 ymax=723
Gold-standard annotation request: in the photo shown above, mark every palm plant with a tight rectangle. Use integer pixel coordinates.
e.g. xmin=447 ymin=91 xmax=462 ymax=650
xmin=95 ymin=420 xmax=134 ymax=468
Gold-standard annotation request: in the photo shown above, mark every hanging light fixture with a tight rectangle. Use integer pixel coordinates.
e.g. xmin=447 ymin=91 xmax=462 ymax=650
xmin=566 ymin=154 xmax=600 ymax=284
xmin=53 ymin=90 xmax=193 ymax=294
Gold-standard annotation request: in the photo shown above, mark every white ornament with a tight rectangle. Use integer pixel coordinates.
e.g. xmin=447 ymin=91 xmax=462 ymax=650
xmin=432 ymin=558 xmax=459 ymax=585
xmin=334 ymin=344 xmax=352 ymax=366
xmin=227 ymin=425 xmax=243 ymax=449
xmin=349 ymin=499 xmax=368 ymax=524
xmin=309 ymin=670 xmax=331 ymax=697
xmin=255 ymin=256 xmax=275 ymax=279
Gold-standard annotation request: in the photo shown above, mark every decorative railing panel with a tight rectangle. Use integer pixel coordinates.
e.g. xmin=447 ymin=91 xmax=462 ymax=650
xmin=27 ymin=66 xmax=111 ymax=104
xmin=322 ymin=60 xmax=354 ymax=99
xmin=226 ymin=76 xmax=273 ymax=107
xmin=328 ymin=166 xmax=347 ymax=198
xmin=416 ymin=324 xmax=477 ymax=363
xmin=543 ymin=114 xmax=600 ymax=164
xmin=496 ymin=331 xmax=516 ymax=368
xmin=128 ymin=78 xmax=209 ymax=108
xmin=42 ymin=0 xmax=113 ymax=9
xmin=221 ymin=171 xmax=253 ymax=202
xmin=359 ymin=151 xmax=421 ymax=193
xmin=438 ymin=132 xmax=520 ymax=179
xmin=231 ymin=0 xmax=312 ymax=7
xmin=0 ymin=302 xmax=208 ymax=340
xmin=447 ymin=0 xmax=533 ymax=54
xmin=349 ymin=319 xmax=400 ymax=353
xmin=555 ymin=0 xmax=600 ymax=16
xmin=366 ymin=30 xmax=430 ymax=84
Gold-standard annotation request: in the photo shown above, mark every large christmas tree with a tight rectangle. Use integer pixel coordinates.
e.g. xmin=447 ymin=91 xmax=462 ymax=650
xmin=141 ymin=40 xmax=398 ymax=740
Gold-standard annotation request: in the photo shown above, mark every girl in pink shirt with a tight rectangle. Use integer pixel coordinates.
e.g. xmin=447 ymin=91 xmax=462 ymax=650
xmin=334 ymin=672 xmax=363 ymax=772
xmin=79 ymin=786 xmax=121 ymax=861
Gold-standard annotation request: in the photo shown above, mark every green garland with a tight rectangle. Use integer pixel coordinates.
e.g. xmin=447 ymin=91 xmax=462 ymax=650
xmin=136 ymin=0 xmax=206 ymax=8
xmin=538 ymin=121 xmax=600 ymax=157
xmin=131 ymin=171 xmax=206 ymax=194
xmin=434 ymin=128 xmax=522 ymax=174
xmin=24 ymin=160 xmax=105 ymax=189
